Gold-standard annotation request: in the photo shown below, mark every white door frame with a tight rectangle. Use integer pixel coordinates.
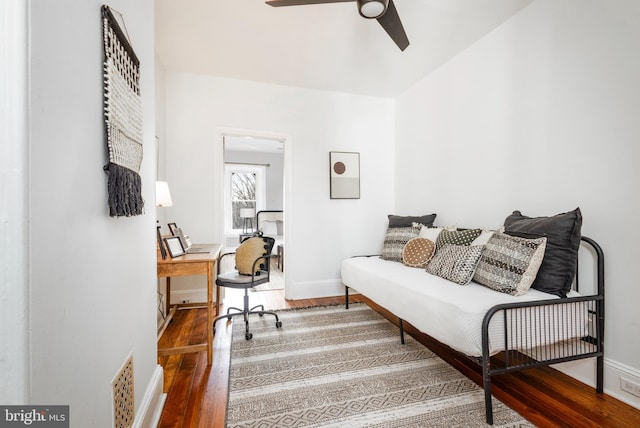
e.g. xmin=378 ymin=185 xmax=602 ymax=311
xmin=1 ymin=0 xmax=30 ymax=402
xmin=216 ymin=126 xmax=292 ymax=286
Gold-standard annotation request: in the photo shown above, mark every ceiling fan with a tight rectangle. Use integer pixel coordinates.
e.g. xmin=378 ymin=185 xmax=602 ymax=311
xmin=265 ymin=0 xmax=410 ymax=51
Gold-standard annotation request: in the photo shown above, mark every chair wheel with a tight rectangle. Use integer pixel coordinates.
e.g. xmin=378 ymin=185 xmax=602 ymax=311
xmin=245 ymin=333 xmax=253 ymax=340
xmin=276 ymin=321 xmax=282 ymax=328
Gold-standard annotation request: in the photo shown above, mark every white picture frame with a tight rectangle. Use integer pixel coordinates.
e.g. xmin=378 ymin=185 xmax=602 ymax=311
xmin=164 ymin=236 xmax=185 ymax=258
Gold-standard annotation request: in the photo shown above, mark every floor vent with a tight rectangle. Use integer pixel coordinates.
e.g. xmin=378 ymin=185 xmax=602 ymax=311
xmin=112 ymin=353 xmax=134 ymax=428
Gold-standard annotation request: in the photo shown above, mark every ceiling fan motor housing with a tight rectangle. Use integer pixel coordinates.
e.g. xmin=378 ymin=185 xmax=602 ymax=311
xmin=357 ymin=0 xmax=389 ymax=19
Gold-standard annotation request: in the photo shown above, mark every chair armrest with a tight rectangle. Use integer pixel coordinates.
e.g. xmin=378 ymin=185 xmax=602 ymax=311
xmin=250 ymin=254 xmax=279 ymax=280
xmin=217 ymin=251 xmax=236 ymax=274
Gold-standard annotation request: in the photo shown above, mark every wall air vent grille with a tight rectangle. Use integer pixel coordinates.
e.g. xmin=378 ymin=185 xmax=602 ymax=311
xmin=112 ymin=353 xmax=134 ymax=428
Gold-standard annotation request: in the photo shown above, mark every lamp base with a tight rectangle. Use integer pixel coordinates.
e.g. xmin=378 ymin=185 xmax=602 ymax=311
xmin=242 ymin=218 xmax=254 ymax=233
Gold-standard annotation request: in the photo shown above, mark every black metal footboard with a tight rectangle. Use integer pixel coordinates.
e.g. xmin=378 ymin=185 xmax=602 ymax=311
xmin=480 ymin=236 xmax=605 ymax=425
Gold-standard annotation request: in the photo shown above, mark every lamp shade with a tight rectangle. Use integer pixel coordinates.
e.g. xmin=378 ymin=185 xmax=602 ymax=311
xmin=240 ymin=208 xmax=255 ymax=219
xmin=155 ymin=181 xmax=173 ymax=207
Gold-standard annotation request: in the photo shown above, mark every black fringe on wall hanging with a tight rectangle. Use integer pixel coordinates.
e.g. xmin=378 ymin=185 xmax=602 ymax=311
xmin=102 ymin=5 xmax=144 ymax=217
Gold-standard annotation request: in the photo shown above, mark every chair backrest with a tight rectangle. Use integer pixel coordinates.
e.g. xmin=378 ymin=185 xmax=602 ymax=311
xmin=235 ymin=236 xmax=276 ymax=275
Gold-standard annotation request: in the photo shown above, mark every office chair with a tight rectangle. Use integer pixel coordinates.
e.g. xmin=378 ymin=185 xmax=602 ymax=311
xmin=213 ymin=236 xmax=282 ymax=340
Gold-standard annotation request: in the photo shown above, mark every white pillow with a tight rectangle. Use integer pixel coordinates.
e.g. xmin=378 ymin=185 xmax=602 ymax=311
xmin=419 ymin=226 xmax=455 ymax=242
xmin=471 ymin=230 xmax=495 ymax=246
xmin=261 ymin=220 xmax=278 ymax=236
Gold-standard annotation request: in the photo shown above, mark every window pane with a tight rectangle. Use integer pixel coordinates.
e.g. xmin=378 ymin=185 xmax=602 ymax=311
xmin=231 ymin=172 xmax=256 ymax=229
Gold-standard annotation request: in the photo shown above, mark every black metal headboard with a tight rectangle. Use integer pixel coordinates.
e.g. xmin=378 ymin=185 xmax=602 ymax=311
xmin=575 ymin=236 xmax=605 ymax=296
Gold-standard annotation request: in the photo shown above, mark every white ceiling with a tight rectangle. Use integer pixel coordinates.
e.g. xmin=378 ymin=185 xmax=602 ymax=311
xmin=155 ymin=0 xmax=534 ymax=98
xmin=224 ymin=136 xmax=285 ymax=153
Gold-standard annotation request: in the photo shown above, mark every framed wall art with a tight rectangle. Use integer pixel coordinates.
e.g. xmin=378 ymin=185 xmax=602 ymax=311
xmin=330 ymin=151 xmax=360 ymax=199
xmin=102 ymin=5 xmax=144 ymax=217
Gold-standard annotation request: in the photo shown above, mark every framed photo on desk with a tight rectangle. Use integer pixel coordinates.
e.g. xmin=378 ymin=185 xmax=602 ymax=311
xmin=168 ymin=222 xmax=179 ymax=236
xmin=157 ymin=225 xmax=167 ymax=259
xmin=164 ymin=236 xmax=185 ymax=257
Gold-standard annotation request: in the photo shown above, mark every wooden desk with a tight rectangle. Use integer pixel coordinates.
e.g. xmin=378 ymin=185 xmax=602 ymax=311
xmin=157 ymin=244 xmax=221 ymax=365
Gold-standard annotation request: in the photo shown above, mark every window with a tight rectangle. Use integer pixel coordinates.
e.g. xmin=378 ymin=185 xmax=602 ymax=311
xmin=224 ymin=164 xmax=265 ymax=233
xmin=231 ymin=171 xmax=255 ymax=229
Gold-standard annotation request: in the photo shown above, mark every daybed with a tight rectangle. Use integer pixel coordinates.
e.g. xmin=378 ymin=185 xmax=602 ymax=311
xmin=341 ymin=209 xmax=604 ymax=425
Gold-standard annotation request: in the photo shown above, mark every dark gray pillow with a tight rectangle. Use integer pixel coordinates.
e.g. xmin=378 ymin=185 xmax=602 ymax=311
xmin=388 ymin=214 xmax=437 ymax=228
xmin=503 ymin=208 xmax=582 ymax=298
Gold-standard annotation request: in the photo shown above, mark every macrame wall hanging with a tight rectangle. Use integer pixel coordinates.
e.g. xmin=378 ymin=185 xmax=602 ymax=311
xmin=102 ymin=5 xmax=144 ymax=217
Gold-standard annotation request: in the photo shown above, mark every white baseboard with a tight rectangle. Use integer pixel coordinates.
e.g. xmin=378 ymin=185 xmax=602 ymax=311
xmin=170 ymin=288 xmax=208 ymax=305
xmin=133 ymin=364 xmax=165 ymax=428
xmin=604 ymin=358 xmax=640 ymax=409
xmin=552 ymin=357 xmax=640 ymax=410
xmin=285 ymin=279 xmax=344 ymax=301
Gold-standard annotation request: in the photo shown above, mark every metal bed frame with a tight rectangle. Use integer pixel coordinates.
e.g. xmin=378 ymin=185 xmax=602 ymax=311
xmin=345 ymin=236 xmax=605 ymax=425
xmin=255 ymin=210 xmax=284 ymax=232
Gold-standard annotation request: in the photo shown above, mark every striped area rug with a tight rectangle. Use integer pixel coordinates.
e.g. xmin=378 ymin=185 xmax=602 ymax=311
xmin=226 ymin=304 xmax=532 ymax=427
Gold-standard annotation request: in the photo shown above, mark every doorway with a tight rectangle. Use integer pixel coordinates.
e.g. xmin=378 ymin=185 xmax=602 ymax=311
xmin=222 ymin=133 xmax=286 ymax=291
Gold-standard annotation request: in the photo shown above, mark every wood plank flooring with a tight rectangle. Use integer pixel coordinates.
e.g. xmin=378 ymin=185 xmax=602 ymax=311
xmin=157 ymin=289 xmax=640 ymax=427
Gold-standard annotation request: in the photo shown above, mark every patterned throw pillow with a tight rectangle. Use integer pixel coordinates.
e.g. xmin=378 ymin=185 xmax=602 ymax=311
xmin=473 ymin=232 xmax=547 ymax=296
xmin=435 ymin=228 xmax=482 ymax=251
xmin=402 ymin=238 xmax=436 ymax=268
xmin=426 ymin=244 xmax=485 ymax=285
xmin=381 ymin=226 xmax=421 ymax=262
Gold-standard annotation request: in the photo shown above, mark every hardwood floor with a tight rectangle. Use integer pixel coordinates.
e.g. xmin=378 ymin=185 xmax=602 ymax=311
xmin=157 ymin=289 xmax=640 ymax=427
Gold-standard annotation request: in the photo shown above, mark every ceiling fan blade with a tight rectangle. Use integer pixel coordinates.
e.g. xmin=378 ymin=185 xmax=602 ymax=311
xmin=266 ymin=0 xmax=354 ymax=7
xmin=376 ymin=0 xmax=409 ymax=51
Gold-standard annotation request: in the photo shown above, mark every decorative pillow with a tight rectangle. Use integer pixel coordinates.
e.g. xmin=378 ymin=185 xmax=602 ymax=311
xmin=419 ymin=226 xmax=446 ymax=242
xmin=261 ymin=220 xmax=278 ymax=236
xmin=388 ymin=214 xmax=437 ymax=228
xmin=473 ymin=232 xmax=547 ymax=296
xmin=471 ymin=230 xmax=495 ymax=246
xmin=236 ymin=236 xmax=272 ymax=275
xmin=402 ymin=238 xmax=436 ymax=268
xmin=426 ymin=244 xmax=485 ymax=285
xmin=381 ymin=226 xmax=421 ymax=262
xmin=503 ymin=208 xmax=582 ymax=297
xmin=435 ymin=228 xmax=482 ymax=251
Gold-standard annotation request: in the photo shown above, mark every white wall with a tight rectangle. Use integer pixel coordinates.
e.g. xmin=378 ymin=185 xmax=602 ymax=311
xmin=163 ymin=73 xmax=395 ymax=299
xmin=29 ymin=1 xmax=163 ymax=426
xmin=224 ymin=150 xmax=285 ymax=212
xmin=395 ymin=0 xmax=640 ymax=408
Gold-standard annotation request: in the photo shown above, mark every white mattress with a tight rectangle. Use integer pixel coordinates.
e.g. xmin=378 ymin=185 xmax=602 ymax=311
xmin=341 ymin=256 xmax=587 ymax=357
